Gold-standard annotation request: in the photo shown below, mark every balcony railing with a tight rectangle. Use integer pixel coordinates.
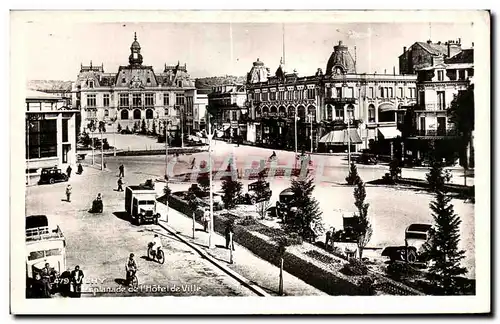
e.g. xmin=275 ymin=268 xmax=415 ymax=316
xmin=413 ymin=129 xmax=458 ymax=137
xmin=324 ymin=97 xmax=356 ymax=104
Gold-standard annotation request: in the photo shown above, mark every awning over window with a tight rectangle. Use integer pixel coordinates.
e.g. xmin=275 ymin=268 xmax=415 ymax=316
xmin=378 ymin=127 xmax=401 ymax=139
xmin=378 ymin=103 xmax=396 ymax=113
xmin=319 ymin=129 xmax=362 ymax=144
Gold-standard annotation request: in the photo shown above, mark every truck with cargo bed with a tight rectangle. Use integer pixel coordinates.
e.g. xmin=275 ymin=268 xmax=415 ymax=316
xmin=125 ymin=183 xmax=160 ymax=225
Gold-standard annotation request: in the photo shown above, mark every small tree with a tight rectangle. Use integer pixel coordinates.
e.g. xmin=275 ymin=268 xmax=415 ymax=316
xmin=426 ymin=189 xmax=467 ymax=295
xmin=197 ymin=168 xmax=210 ymax=193
xmin=346 ymin=162 xmax=361 ymax=185
xmin=125 ymin=125 xmax=131 ymax=133
xmin=285 ymin=175 xmax=324 ymax=242
xmin=133 ymin=121 xmax=140 ymax=133
xmin=151 ymin=121 xmax=157 ymax=136
xmin=117 ymin=123 xmax=122 ymax=133
xmin=186 ymin=185 xmax=200 ymax=213
xmin=252 ymin=172 xmax=270 ymax=201
xmin=256 ymin=200 xmax=271 ymax=220
xmin=389 ymin=158 xmax=402 ymax=181
xmin=426 ymin=159 xmax=452 ymax=192
xmin=352 ymin=178 xmax=372 ymax=259
xmin=141 ymin=119 xmax=147 ymax=134
xmin=221 ymin=176 xmax=243 ymax=210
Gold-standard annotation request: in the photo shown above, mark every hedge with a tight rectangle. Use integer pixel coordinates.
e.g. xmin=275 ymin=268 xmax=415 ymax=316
xmin=160 ymin=193 xmax=423 ymax=296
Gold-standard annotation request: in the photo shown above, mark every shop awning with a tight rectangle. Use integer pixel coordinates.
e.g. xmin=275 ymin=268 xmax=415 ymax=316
xmin=378 ymin=103 xmax=396 ymax=113
xmin=319 ymin=129 xmax=362 ymax=144
xmin=378 ymin=127 xmax=401 ymax=139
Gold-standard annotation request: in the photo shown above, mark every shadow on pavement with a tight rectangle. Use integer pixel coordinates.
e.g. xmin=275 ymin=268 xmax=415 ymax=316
xmin=113 ymin=211 xmax=130 ymax=222
xmin=114 ymin=278 xmax=128 ymax=287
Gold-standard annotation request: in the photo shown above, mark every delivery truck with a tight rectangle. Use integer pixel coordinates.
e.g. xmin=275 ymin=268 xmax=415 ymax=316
xmin=125 ymin=182 xmax=160 ymax=225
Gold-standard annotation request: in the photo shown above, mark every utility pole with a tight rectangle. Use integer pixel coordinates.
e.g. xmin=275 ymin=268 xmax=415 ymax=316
xmin=180 ymin=105 xmax=185 ymax=148
xmin=294 ymin=108 xmax=298 ymax=154
xmin=207 ymin=113 xmax=215 ymax=249
xmin=113 ymin=117 xmax=117 ymax=157
xmin=347 ymin=110 xmax=351 ymax=166
xmin=309 ymin=114 xmax=313 ymax=153
xmin=100 ymin=123 xmax=104 ymax=170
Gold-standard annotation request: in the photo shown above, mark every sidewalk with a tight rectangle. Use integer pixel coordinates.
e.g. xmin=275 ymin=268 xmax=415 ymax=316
xmin=155 ymin=203 xmax=326 ymax=296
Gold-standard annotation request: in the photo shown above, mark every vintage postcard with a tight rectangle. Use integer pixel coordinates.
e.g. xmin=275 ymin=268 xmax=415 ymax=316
xmin=10 ymin=10 xmax=490 ymax=315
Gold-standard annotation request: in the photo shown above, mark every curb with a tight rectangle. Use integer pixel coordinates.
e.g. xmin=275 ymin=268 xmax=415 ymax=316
xmin=157 ymin=221 xmax=270 ymax=297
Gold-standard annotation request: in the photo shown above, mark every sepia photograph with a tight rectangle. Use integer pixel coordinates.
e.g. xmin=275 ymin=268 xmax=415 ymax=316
xmin=10 ymin=9 xmax=491 ymax=315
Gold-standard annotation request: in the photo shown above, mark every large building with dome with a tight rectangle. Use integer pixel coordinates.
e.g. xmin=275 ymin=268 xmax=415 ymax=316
xmin=245 ymin=41 xmax=418 ymax=154
xmin=72 ymin=33 xmax=196 ymax=138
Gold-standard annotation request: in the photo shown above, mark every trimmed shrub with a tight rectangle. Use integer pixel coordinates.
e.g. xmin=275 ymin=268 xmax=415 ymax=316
xmin=341 ymin=258 xmax=369 ymax=276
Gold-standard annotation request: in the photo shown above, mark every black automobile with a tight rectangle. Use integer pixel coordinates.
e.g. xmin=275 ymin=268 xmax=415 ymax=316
xmin=38 ymin=167 xmax=68 ymax=185
xmin=275 ymin=188 xmax=296 ymax=219
xmin=356 ymin=150 xmax=378 ymax=165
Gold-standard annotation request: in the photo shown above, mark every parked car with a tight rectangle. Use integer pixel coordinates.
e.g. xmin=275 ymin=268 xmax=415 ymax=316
xmin=237 ymin=180 xmax=272 ymax=205
xmin=38 ymin=167 xmax=68 ymax=185
xmin=356 ymin=150 xmax=378 ymax=165
xmin=275 ymin=188 xmax=296 ymax=219
xmin=381 ymin=223 xmax=432 ymax=264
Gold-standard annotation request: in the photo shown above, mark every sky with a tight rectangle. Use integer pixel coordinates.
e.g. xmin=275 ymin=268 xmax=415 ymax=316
xmin=19 ymin=20 xmax=475 ymax=81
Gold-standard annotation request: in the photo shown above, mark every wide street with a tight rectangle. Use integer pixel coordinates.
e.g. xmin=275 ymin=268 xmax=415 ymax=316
xmin=92 ymin=134 xmax=476 ymax=278
xmin=25 ymin=166 xmax=256 ymax=297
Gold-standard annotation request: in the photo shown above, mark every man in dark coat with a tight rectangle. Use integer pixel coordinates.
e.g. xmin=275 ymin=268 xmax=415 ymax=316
xmin=70 ymin=265 xmax=84 ymax=298
xmin=66 ymin=165 xmax=72 ymax=178
xmin=117 ymin=177 xmax=124 ymax=192
xmin=118 ymin=164 xmax=125 ymax=177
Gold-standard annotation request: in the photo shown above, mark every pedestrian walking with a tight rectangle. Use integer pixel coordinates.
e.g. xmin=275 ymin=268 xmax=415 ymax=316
xmin=70 ymin=265 xmax=84 ymax=298
xmin=66 ymin=165 xmax=72 ymax=179
xmin=191 ymin=158 xmax=196 ymax=169
xmin=117 ymin=177 xmax=124 ymax=192
xmin=225 ymin=221 xmax=235 ymax=251
xmin=118 ymin=164 xmax=124 ymax=177
xmin=77 ymin=163 xmax=83 ymax=175
xmin=66 ymin=184 xmax=72 ymax=202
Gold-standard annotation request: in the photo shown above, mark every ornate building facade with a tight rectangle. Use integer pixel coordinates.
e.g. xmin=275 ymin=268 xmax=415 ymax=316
xmin=404 ymin=45 xmax=474 ymax=165
xmin=72 ymin=33 xmax=196 ymax=138
xmin=208 ymin=84 xmax=247 ymax=140
xmin=245 ymin=41 xmax=417 ymax=153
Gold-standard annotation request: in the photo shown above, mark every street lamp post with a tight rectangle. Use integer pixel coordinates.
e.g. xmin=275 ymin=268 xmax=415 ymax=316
xmin=294 ymin=108 xmax=298 ymax=154
xmin=207 ymin=113 xmax=216 ymax=249
xmin=113 ymin=116 xmax=117 ymax=157
xmin=347 ymin=110 xmax=351 ymax=166
xmin=100 ymin=123 xmax=104 ymax=170
xmin=308 ymin=113 xmax=313 ymax=153
xmin=180 ymin=106 xmax=185 ymax=148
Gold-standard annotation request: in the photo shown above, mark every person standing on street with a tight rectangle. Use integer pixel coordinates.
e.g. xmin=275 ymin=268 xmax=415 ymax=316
xmin=66 ymin=184 xmax=72 ymax=202
xmin=117 ymin=177 xmax=124 ymax=192
xmin=70 ymin=265 xmax=84 ymax=298
xmin=325 ymin=228 xmax=332 ymax=250
xmin=118 ymin=164 xmax=125 ymax=178
xmin=77 ymin=163 xmax=83 ymax=175
xmin=225 ymin=221 xmax=235 ymax=251
xmin=66 ymin=165 xmax=72 ymax=179
xmin=202 ymin=208 xmax=210 ymax=232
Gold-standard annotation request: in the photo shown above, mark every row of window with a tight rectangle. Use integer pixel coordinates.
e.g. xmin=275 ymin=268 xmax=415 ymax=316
xmin=26 ymin=119 xmax=58 ymax=159
xmin=250 ymin=86 xmax=417 ymax=101
xmin=86 ymin=93 xmax=187 ymax=108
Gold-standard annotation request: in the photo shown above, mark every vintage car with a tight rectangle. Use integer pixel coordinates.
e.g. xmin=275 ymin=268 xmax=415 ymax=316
xmin=275 ymin=188 xmax=296 ymax=219
xmin=38 ymin=167 xmax=68 ymax=185
xmin=237 ymin=180 xmax=272 ymax=205
xmin=381 ymin=223 xmax=433 ymax=264
xmin=356 ymin=150 xmax=378 ymax=165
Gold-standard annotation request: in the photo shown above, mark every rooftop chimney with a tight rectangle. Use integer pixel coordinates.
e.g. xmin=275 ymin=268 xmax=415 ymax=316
xmin=472 ymin=42 xmax=474 ymax=48
xmin=437 ymin=41 xmax=441 ymax=45
xmin=427 ymin=40 xmax=432 ymax=44
xmin=458 ymin=38 xmax=461 ymax=44
xmin=403 ymin=46 xmax=407 ymax=53
xmin=447 ymin=41 xmax=451 ymax=57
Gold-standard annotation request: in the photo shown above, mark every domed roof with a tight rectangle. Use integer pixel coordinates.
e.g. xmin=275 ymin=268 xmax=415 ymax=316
xmin=253 ymin=58 xmax=265 ymax=66
xmin=130 ymin=32 xmax=141 ymax=50
xmin=326 ymin=41 xmax=356 ymax=75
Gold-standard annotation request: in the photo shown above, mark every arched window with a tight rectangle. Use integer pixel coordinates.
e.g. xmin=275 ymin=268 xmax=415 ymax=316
xmin=326 ymin=104 xmax=333 ymax=120
xmin=288 ymin=106 xmax=296 ymax=118
xmin=278 ymin=106 xmax=286 ymax=117
xmin=262 ymin=107 xmax=269 ymax=116
xmin=120 ymin=109 xmax=129 ymax=120
xmin=307 ymin=106 xmax=316 ymax=120
xmin=368 ymin=104 xmax=375 ymax=123
xmin=347 ymin=104 xmax=355 ymax=120
xmin=297 ymin=106 xmax=306 ymax=120
xmin=104 ymin=109 xmax=109 ymax=117
xmin=270 ymin=106 xmax=278 ymax=114
xmin=133 ymin=109 xmax=141 ymax=120
xmin=255 ymin=107 xmax=261 ymax=118
xmin=146 ymin=109 xmax=154 ymax=119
